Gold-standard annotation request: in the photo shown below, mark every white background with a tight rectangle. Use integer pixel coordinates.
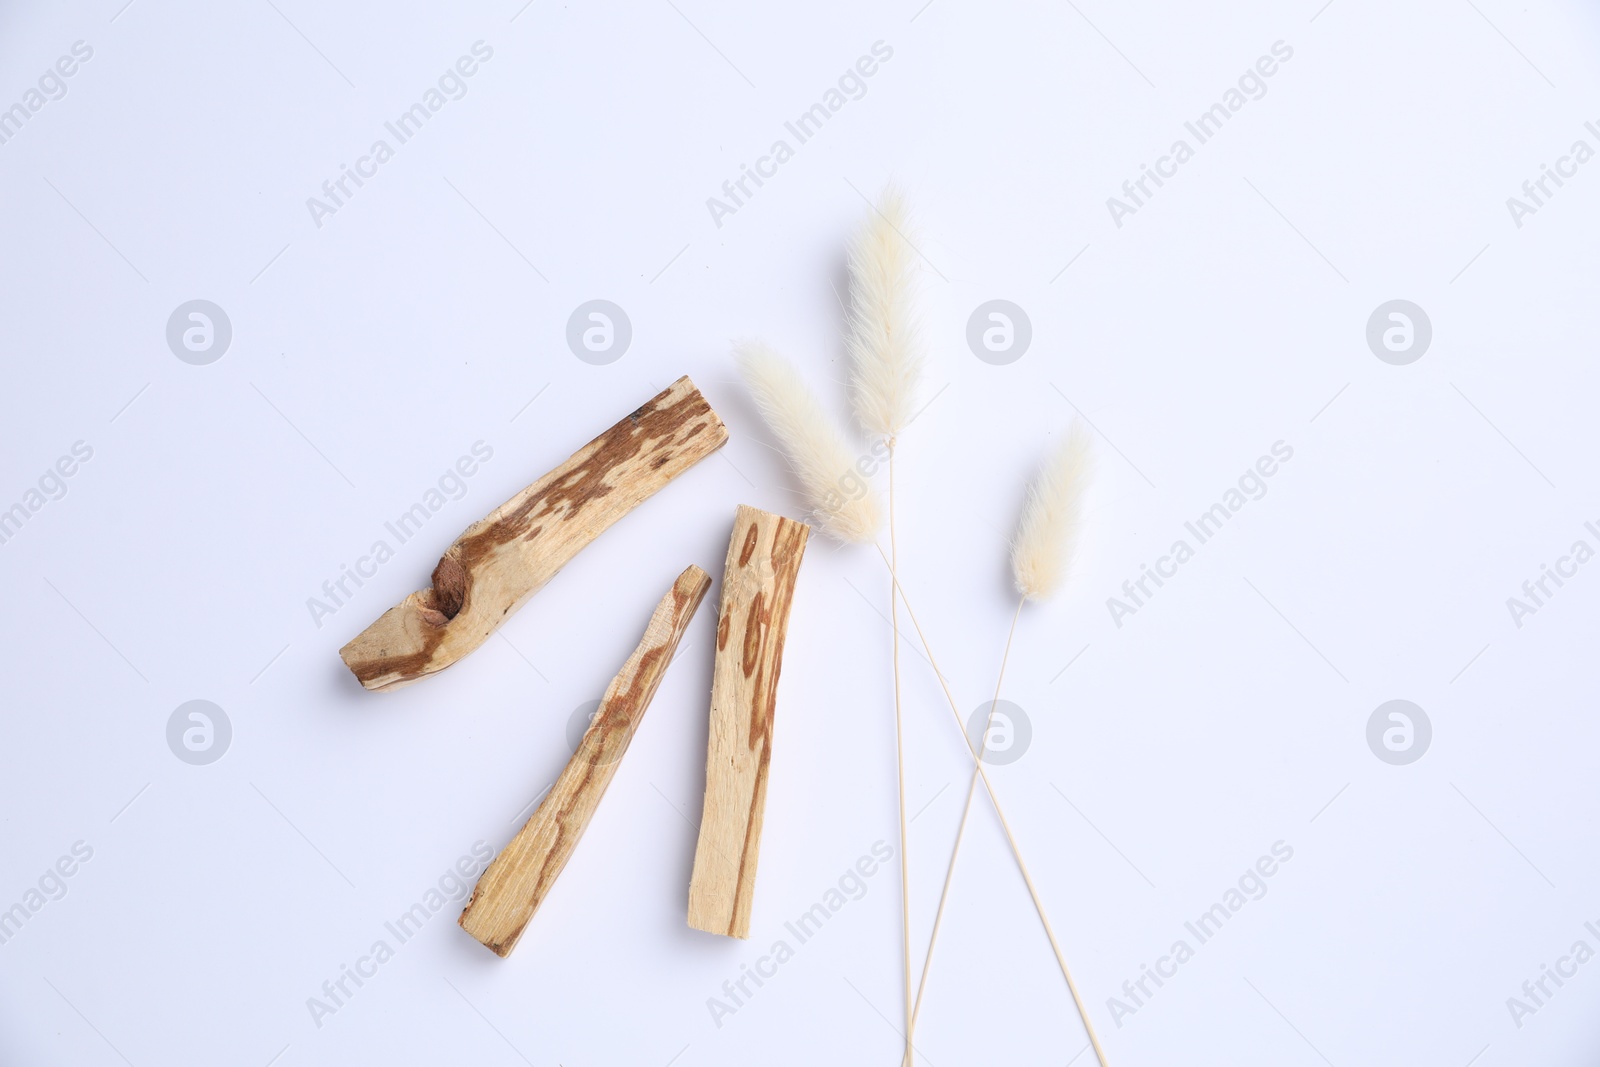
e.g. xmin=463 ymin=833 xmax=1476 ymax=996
xmin=2 ymin=1 xmax=1599 ymax=1064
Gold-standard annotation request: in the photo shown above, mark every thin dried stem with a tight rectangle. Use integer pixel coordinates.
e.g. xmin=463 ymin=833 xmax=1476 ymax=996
xmin=907 ymin=594 xmax=1023 ymax=1048
xmin=888 ymin=443 xmax=913 ymax=1067
xmin=877 ymin=545 xmax=1109 ymax=1067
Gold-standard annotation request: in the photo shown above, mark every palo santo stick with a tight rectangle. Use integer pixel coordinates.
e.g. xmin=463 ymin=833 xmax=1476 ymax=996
xmin=340 ymin=377 xmax=727 ymax=692
xmin=459 ymin=564 xmax=712 ymax=957
xmin=686 ymin=505 xmax=809 ymax=939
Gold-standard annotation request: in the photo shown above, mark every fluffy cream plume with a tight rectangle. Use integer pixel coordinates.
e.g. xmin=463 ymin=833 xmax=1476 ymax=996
xmin=1011 ymin=422 xmax=1094 ymax=600
xmin=846 ymin=185 xmax=924 ymax=439
xmin=735 ymin=340 xmax=882 ymax=544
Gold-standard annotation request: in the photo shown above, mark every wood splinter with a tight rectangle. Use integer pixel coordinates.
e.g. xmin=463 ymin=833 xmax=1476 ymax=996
xmin=459 ymin=564 xmax=712 ymax=958
xmin=687 ymin=505 xmax=810 ymax=939
xmin=339 ymin=376 xmax=728 ymax=692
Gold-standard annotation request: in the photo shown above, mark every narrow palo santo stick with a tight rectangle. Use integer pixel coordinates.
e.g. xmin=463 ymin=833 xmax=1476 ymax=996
xmin=459 ymin=565 xmax=711 ymax=957
xmin=686 ymin=505 xmax=810 ymax=939
xmin=340 ymin=376 xmax=727 ymax=692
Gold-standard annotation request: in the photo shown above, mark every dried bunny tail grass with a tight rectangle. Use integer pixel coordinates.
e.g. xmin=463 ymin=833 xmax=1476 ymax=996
xmin=846 ymin=185 xmax=924 ymax=439
xmin=1011 ymin=422 xmax=1094 ymax=600
xmin=735 ymin=340 xmax=882 ymax=544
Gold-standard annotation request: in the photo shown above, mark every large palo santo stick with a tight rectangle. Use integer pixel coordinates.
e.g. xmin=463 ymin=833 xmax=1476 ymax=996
xmin=460 ymin=564 xmax=712 ymax=957
xmin=687 ymin=505 xmax=809 ymax=939
xmin=340 ymin=377 xmax=727 ymax=692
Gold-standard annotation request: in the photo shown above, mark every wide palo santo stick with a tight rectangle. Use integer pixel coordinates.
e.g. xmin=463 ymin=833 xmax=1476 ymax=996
xmin=340 ymin=376 xmax=727 ymax=692
xmin=686 ymin=505 xmax=809 ymax=939
xmin=460 ymin=564 xmax=712 ymax=957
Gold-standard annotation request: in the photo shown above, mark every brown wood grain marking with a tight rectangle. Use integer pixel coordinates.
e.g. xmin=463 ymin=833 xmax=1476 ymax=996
xmin=458 ymin=564 xmax=711 ymax=957
xmin=686 ymin=505 xmax=810 ymax=939
xmin=340 ymin=377 xmax=726 ymax=691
